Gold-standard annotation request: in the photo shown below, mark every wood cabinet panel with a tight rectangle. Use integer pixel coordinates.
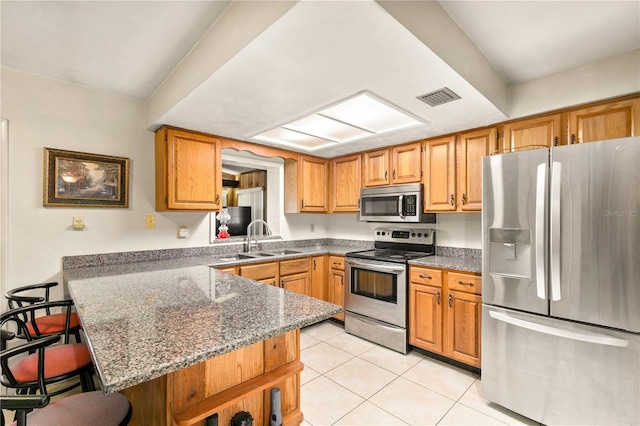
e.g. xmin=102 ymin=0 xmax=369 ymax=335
xmin=279 ymin=258 xmax=309 ymax=276
xmin=329 ymin=256 xmax=345 ymax=270
xmin=568 ymin=98 xmax=640 ymax=144
xmin=501 ymin=113 xmax=562 ymax=152
xmin=329 ymin=255 xmax=346 ymax=321
xmin=155 ymin=127 xmax=222 ymax=212
xmin=409 ymin=267 xmax=442 ymax=287
xmin=423 ymin=136 xmax=456 ymax=212
xmin=281 ymin=272 xmax=310 ymax=296
xmin=215 ymin=266 xmax=238 ymax=275
xmin=239 ymin=262 xmax=277 ymax=283
xmin=362 ymin=149 xmax=390 ymax=187
xmin=310 ymin=255 xmax=328 ymax=301
xmin=457 ymin=127 xmax=495 ymax=211
xmin=331 ymin=154 xmax=361 ymax=212
xmin=409 ymin=283 xmax=443 ymax=353
xmin=391 ymin=142 xmax=422 ymax=184
xmin=445 ymin=290 xmax=482 ymax=367
xmin=284 ymin=155 xmax=328 ymax=213
xmin=447 ymin=272 xmax=482 ymax=295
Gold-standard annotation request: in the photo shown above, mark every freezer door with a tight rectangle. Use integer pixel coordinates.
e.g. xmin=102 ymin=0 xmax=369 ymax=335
xmin=482 ymin=148 xmax=549 ymax=314
xmin=551 ymin=137 xmax=640 ymax=332
xmin=482 ymin=305 xmax=640 ymax=426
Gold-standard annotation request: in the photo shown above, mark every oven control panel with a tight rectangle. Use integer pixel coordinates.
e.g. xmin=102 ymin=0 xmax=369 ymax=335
xmin=374 ymin=227 xmax=435 ymax=245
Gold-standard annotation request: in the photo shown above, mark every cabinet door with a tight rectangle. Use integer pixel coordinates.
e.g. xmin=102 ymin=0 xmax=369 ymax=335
xmin=362 ymin=149 xmax=390 ymax=187
xmin=445 ymin=290 xmax=481 ymax=367
xmin=331 ymin=155 xmax=361 ymax=212
xmin=281 ymin=272 xmax=310 ymax=296
xmin=501 ymin=113 xmax=562 ymax=152
xmin=457 ymin=127 xmax=495 ymax=211
xmin=310 ymin=255 xmax=328 ymax=301
xmin=300 ymin=156 xmax=328 ymax=212
xmin=423 ymin=136 xmax=456 ymax=212
xmin=329 ymin=269 xmax=345 ymax=321
xmin=568 ymin=98 xmax=640 ymax=144
xmin=215 ymin=266 xmax=238 ymax=275
xmin=155 ymin=128 xmax=222 ymax=211
xmin=409 ymin=283 xmax=443 ymax=353
xmin=391 ymin=142 xmax=422 ymax=184
xmin=239 ymin=262 xmax=277 ymax=283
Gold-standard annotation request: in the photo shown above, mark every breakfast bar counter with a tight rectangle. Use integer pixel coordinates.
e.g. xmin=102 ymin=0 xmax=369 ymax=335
xmin=65 ymin=260 xmax=341 ymax=426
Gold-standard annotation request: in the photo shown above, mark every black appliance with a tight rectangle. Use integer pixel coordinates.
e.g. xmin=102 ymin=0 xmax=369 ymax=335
xmin=215 ymin=206 xmax=252 ymax=237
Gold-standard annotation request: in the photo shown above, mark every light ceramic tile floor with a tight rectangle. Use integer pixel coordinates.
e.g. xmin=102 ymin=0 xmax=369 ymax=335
xmin=300 ymin=320 xmax=541 ymax=426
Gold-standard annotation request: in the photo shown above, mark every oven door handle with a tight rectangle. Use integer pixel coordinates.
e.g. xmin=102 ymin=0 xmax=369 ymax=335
xmin=346 ymin=259 xmax=405 ymax=274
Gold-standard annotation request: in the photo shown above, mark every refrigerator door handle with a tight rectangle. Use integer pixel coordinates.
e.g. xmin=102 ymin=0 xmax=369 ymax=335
xmin=489 ymin=310 xmax=629 ymax=347
xmin=550 ymin=161 xmax=562 ymax=301
xmin=535 ymin=163 xmax=547 ymax=300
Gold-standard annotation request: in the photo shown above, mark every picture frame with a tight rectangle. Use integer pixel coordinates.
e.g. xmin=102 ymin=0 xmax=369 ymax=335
xmin=43 ymin=148 xmax=130 ymax=208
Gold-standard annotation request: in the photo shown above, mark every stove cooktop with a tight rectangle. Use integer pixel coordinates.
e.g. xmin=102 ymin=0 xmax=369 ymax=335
xmin=346 ymin=248 xmax=432 ymax=264
xmin=346 ymin=227 xmax=436 ymax=264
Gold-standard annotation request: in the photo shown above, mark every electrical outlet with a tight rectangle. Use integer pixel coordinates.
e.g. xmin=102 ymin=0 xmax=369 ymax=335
xmin=72 ymin=216 xmax=85 ymax=230
xmin=178 ymin=226 xmax=189 ymax=238
xmin=145 ymin=215 xmax=155 ymax=228
xmin=310 ymin=223 xmax=315 ymax=233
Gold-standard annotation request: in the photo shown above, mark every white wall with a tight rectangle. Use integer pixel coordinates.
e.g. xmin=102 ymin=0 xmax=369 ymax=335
xmin=1 ymin=68 xmax=215 ymax=299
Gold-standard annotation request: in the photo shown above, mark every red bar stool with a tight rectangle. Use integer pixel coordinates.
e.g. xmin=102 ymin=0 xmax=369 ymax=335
xmin=5 ymin=282 xmax=82 ymax=343
xmin=1 ymin=303 xmax=96 ymax=396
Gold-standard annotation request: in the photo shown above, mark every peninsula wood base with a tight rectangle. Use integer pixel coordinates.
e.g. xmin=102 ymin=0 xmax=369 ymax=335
xmin=121 ymin=329 xmax=303 ymax=426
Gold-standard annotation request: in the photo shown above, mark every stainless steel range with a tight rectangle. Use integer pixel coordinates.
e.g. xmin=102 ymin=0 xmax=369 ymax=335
xmin=345 ymin=227 xmax=435 ymax=354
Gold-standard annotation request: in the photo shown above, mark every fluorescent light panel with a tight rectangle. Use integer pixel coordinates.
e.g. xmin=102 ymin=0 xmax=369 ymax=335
xmin=252 ymin=91 xmax=425 ymax=151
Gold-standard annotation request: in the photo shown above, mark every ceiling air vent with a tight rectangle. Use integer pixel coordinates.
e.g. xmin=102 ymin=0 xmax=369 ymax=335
xmin=416 ymin=87 xmax=461 ymax=107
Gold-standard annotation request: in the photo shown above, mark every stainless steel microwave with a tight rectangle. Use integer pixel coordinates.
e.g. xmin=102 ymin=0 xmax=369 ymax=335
xmin=358 ymin=183 xmax=436 ymax=223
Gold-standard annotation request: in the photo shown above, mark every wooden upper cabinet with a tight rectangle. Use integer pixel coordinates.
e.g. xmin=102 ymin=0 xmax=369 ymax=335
xmin=500 ymin=113 xmax=562 ymax=152
xmin=155 ymin=126 xmax=222 ymax=212
xmin=362 ymin=149 xmax=389 ymax=187
xmin=284 ymin=155 xmax=328 ymax=213
xmin=330 ymin=154 xmax=361 ymax=212
xmin=457 ymin=127 xmax=496 ymax=211
xmin=391 ymin=142 xmax=422 ymax=184
xmin=423 ymin=136 xmax=456 ymax=212
xmin=568 ymin=98 xmax=640 ymax=144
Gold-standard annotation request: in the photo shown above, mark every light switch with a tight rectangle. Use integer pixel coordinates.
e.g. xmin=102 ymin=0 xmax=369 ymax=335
xmin=72 ymin=216 xmax=85 ymax=230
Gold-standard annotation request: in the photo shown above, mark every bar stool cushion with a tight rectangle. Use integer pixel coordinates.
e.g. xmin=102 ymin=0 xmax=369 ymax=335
xmin=10 ymin=343 xmax=92 ymax=382
xmin=26 ymin=312 xmax=80 ymax=336
xmin=14 ymin=391 xmax=132 ymax=426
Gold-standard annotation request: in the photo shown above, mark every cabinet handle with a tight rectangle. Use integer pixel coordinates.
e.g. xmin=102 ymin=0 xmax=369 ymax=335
xmin=419 ymin=274 xmax=432 ymax=280
xmin=393 ymin=170 xmax=396 ymax=179
xmin=281 ymin=279 xmax=285 ymax=287
xmin=301 ymin=199 xmax=305 ymax=209
xmin=313 ymin=259 xmax=316 ymax=270
xmin=461 ymin=193 xmax=467 ymax=205
xmin=570 ymin=134 xmax=576 ymax=144
xmin=553 ymin=136 xmax=559 ymax=147
xmin=357 ymin=199 xmax=361 ymax=208
xmin=450 ymin=194 xmax=454 ymax=206
xmin=215 ymin=194 xmax=220 ymax=205
xmin=448 ymin=294 xmax=452 ymax=307
xmin=333 ymin=262 xmax=341 ymax=266
xmin=384 ymin=171 xmax=388 ymax=180
xmin=436 ymin=291 xmax=441 ymax=305
xmin=458 ymin=280 xmax=474 ymax=287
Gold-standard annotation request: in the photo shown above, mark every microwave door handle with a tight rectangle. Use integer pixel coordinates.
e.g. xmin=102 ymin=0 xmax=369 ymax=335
xmin=398 ymin=195 xmax=405 ymax=219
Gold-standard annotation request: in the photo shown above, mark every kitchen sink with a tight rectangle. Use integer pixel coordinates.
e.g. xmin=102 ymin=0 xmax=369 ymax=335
xmin=246 ymin=252 xmax=275 ymax=257
xmin=266 ymin=249 xmax=302 ymax=255
xmin=214 ymin=254 xmax=255 ymax=262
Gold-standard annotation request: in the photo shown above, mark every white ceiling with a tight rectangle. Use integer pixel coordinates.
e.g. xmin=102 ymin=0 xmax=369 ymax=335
xmin=2 ymin=0 xmax=639 ymax=157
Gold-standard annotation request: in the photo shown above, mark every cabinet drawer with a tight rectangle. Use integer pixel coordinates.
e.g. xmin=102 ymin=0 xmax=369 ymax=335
xmin=280 ymin=258 xmax=309 ymax=276
xmin=410 ymin=267 xmax=442 ymax=287
xmin=239 ymin=262 xmax=277 ymax=281
xmin=447 ymin=272 xmax=482 ymax=295
xmin=329 ymin=256 xmax=345 ymax=270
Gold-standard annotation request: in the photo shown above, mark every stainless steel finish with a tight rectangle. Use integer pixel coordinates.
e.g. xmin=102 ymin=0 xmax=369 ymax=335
xmin=398 ymin=194 xmax=404 ymax=219
xmin=551 ymin=139 xmax=640 ymax=332
xmin=358 ymin=183 xmax=436 ymax=223
xmin=534 ymin=163 xmax=546 ymax=300
xmin=345 ymin=257 xmax=406 ymax=328
xmin=244 ymin=219 xmax=272 ymax=253
xmin=483 ymin=306 xmax=640 ymax=426
xmin=345 ymin=311 xmax=408 ymax=354
xmin=482 ymin=147 xmax=548 ymax=315
xmin=549 ymin=161 xmax=562 ymax=302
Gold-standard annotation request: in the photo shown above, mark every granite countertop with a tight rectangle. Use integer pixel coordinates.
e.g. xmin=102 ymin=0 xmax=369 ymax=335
xmin=409 ymin=255 xmax=481 ymax=273
xmin=66 ymin=263 xmax=341 ymax=393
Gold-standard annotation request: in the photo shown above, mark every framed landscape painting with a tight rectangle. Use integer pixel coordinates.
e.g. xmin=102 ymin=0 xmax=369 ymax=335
xmin=43 ymin=148 xmax=130 ymax=208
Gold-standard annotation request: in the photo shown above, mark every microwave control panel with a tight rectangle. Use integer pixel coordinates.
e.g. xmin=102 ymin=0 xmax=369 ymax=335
xmin=404 ymin=195 xmax=417 ymax=216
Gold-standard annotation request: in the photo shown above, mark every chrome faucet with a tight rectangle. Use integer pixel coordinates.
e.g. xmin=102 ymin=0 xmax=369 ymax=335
xmin=245 ymin=219 xmax=272 ymax=253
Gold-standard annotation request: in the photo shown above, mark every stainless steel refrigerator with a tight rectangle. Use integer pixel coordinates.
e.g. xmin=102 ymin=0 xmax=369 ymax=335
xmin=482 ymin=136 xmax=640 ymax=425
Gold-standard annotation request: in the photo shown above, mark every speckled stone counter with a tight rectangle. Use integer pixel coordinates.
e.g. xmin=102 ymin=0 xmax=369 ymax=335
xmin=408 ymin=247 xmax=482 ymax=273
xmin=66 ymin=264 xmax=341 ymax=394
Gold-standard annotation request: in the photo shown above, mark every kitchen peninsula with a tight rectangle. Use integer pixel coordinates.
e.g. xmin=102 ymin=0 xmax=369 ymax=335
xmin=64 ymin=254 xmax=342 ymax=426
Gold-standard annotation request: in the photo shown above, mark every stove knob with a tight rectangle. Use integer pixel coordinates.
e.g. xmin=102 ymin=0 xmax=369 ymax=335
xmin=418 ymin=233 xmax=422 ymax=237
xmin=376 ymin=231 xmax=381 ymax=235
xmin=382 ymin=232 xmax=386 ymax=236
xmin=411 ymin=233 xmax=416 ymax=237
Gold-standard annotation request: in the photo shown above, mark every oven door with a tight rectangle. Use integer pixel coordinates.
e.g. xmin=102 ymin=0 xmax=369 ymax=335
xmin=345 ymin=258 xmax=407 ymax=327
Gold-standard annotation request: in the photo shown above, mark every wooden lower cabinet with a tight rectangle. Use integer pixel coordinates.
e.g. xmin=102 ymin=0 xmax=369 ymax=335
xmin=121 ymin=329 xmax=302 ymax=426
xmin=239 ymin=262 xmax=278 ymax=286
xmin=409 ymin=266 xmax=481 ymax=368
xmin=310 ymin=255 xmax=327 ymax=301
xmin=280 ymin=258 xmax=311 ymax=296
xmin=328 ymin=256 xmax=345 ymax=321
